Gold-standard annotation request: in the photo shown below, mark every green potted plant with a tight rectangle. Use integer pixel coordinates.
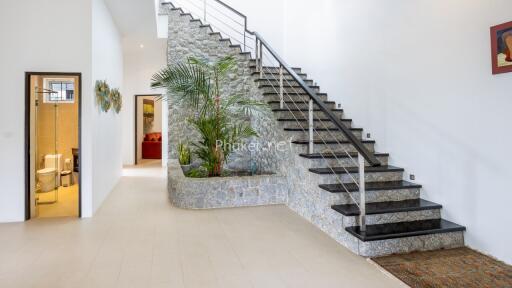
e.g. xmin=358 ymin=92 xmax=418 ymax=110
xmin=151 ymin=56 xmax=268 ymax=177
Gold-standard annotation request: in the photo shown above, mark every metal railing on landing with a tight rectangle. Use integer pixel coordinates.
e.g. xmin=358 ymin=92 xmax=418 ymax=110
xmin=161 ymin=0 xmax=381 ymax=232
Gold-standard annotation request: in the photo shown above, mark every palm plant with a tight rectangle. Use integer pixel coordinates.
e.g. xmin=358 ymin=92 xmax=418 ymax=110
xmin=151 ymin=56 xmax=268 ymax=177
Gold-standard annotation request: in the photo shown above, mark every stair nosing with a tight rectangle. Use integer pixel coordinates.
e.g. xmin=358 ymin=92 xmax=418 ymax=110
xmin=319 ymin=180 xmax=422 ymax=193
xmin=272 ymin=108 xmax=342 ymax=112
xmin=309 ymin=165 xmax=404 ymax=175
xmin=269 ymin=100 xmax=335 ymax=104
xmin=263 ymin=92 xmax=327 ymax=96
xmin=345 ymin=219 xmax=466 ymax=241
xmin=253 ymin=71 xmax=307 ymax=77
xmin=256 ymin=78 xmax=313 ymax=83
xmin=292 ymin=139 xmax=375 ymax=145
xmin=299 ymin=152 xmax=388 ymax=159
xmin=249 ymin=64 xmax=302 ymax=70
xmin=277 ymin=118 xmax=350 ymax=122
xmin=261 ymin=84 xmax=320 ymax=89
xmin=331 ymin=199 xmax=442 ymax=216
xmin=284 ymin=127 xmax=362 ymax=132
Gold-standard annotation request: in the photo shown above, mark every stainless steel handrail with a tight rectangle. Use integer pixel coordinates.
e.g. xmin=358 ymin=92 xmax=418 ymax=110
xmin=258 ymin=65 xmax=362 ymax=208
xmin=251 ymin=32 xmax=380 ymax=166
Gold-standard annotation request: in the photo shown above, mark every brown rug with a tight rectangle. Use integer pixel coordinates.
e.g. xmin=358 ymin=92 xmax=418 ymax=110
xmin=372 ymin=247 xmax=512 ymax=288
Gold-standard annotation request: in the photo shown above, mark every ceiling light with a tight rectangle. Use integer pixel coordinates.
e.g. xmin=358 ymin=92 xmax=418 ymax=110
xmin=139 ymin=44 xmax=144 ymax=48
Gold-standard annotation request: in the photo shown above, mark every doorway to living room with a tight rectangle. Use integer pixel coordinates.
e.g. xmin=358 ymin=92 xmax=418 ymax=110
xmin=134 ymin=94 xmax=163 ymax=165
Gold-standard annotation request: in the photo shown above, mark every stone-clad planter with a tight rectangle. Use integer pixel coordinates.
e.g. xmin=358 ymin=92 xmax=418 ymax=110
xmin=168 ymin=160 xmax=288 ymax=209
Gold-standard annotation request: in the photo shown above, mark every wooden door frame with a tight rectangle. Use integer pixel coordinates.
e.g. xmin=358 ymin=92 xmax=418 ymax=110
xmin=25 ymin=72 xmax=82 ymax=220
xmin=134 ymin=94 xmax=162 ymax=165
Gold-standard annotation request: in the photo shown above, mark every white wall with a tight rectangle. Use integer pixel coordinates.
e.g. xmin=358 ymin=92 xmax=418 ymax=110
xmin=0 ymin=0 xmax=124 ymax=221
xmin=218 ymin=0 xmax=287 ymax=55
xmin=282 ymin=0 xmax=512 ymax=264
xmin=122 ymin=36 xmax=167 ymax=166
xmin=89 ymin=0 xmax=124 ymax=215
xmin=0 ymin=0 xmax=92 ymax=222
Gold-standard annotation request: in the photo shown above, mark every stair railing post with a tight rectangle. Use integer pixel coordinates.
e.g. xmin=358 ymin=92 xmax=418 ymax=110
xmin=279 ymin=65 xmax=284 ymax=109
xmin=255 ymin=38 xmax=259 ymax=72
xmin=358 ymin=152 xmax=366 ymax=233
xmin=243 ymin=21 xmax=247 ymax=52
xmin=243 ymin=30 xmax=246 ymax=52
xmin=203 ymin=0 xmax=207 ymax=22
xmin=308 ymin=99 xmax=314 ymax=154
xmin=259 ymin=41 xmax=263 ymax=78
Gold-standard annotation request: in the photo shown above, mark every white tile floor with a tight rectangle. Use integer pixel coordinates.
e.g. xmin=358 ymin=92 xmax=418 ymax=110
xmin=37 ymin=184 xmax=79 ymax=218
xmin=0 ymin=161 xmax=405 ymax=288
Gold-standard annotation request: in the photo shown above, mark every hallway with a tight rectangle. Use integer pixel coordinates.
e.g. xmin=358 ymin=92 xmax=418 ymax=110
xmin=0 ymin=162 xmax=404 ymax=288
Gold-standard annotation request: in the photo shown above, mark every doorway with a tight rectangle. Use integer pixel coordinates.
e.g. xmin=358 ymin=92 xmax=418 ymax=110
xmin=25 ymin=72 xmax=81 ymax=220
xmin=134 ymin=94 xmax=163 ymax=165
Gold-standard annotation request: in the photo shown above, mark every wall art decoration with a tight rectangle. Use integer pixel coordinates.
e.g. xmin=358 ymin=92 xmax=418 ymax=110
xmin=491 ymin=21 xmax=512 ymax=74
xmin=109 ymin=88 xmax=122 ymax=114
xmin=143 ymin=99 xmax=155 ymax=133
xmin=95 ymin=80 xmax=111 ymax=112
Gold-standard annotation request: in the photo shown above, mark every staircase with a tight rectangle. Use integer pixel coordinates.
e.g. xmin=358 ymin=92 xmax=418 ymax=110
xmin=161 ymin=0 xmax=466 ymax=257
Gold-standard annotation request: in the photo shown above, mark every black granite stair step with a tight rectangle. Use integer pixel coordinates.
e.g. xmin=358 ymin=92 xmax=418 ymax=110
xmin=230 ymin=44 xmax=241 ymax=48
xmin=263 ymin=92 xmax=327 ymax=96
xmin=272 ymin=108 xmax=342 ymax=112
xmin=300 ymin=152 xmax=388 ymax=159
xmin=199 ymin=24 xmax=211 ymax=28
xmin=256 ymin=78 xmax=312 ymax=82
xmin=268 ymin=100 xmax=335 ymax=105
xmin=253 ymin=71 xmax=308 ymax=78
xmin=309 ymin=165 xmax=403 ymax=175
xmin=332 ymin=199 xmax=441 ymax=216
xmin=256 ymin=79 xmax=314 ymax=85
xmin=249 ymin=65 xmax=302 ymax=71
xmin=345 ymin=219 xmax=466 ymax=241
xmin=278 ymin=118 xmax=350 ymax=123
xmin=260 ymin=84 xmax=320 ymax=89
xmin=292 ymin=139 xmax=375 ymax=145
xmin=180 ymin=13 xmax=192 ymax=17
xmin=319 ymin=180 xmax=421 ymax=193
xmin=284 ymin=127 xmax=362 ymax=132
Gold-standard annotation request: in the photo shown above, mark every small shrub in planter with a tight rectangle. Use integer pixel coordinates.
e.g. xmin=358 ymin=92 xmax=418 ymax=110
xmin=178 ymin=142 xmax=192 ymax=173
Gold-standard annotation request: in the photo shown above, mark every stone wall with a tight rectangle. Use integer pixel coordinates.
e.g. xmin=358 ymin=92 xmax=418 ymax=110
xmin=168 ymin=160 xmax=288 ymax=209
xmin=165 ymin=8 xmax=290 ymax=174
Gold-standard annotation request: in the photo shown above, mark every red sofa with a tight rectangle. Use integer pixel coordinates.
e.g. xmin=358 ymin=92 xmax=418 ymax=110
xmin=142 ymin=133 xmax=162 ymax=159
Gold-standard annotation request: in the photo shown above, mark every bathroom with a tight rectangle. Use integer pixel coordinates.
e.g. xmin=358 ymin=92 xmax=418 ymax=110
xmin=28 ymin=73 xmax=80 ymax=219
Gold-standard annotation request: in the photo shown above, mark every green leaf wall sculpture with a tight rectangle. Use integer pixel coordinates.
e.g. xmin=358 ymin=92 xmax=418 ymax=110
xmin=95 ymin=80 xmax=122 ymax=113
xmin=95 ymin=80 xmax=111 ymax=112
xmin=109 ymin=88 xmax=122 ymax=114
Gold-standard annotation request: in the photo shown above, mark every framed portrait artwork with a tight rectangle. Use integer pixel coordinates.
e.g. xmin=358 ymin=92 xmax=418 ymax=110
xmin=491 ymin=21 xmax=512 ymax=74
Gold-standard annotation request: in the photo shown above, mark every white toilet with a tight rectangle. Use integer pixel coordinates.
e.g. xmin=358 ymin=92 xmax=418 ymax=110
xmin=37 ymin=154 xmax=63 ymax=193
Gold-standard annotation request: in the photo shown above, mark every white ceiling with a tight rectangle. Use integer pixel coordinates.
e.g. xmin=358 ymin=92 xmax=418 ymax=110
xmin=104 ymin=0 xmax=159 ymax=37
